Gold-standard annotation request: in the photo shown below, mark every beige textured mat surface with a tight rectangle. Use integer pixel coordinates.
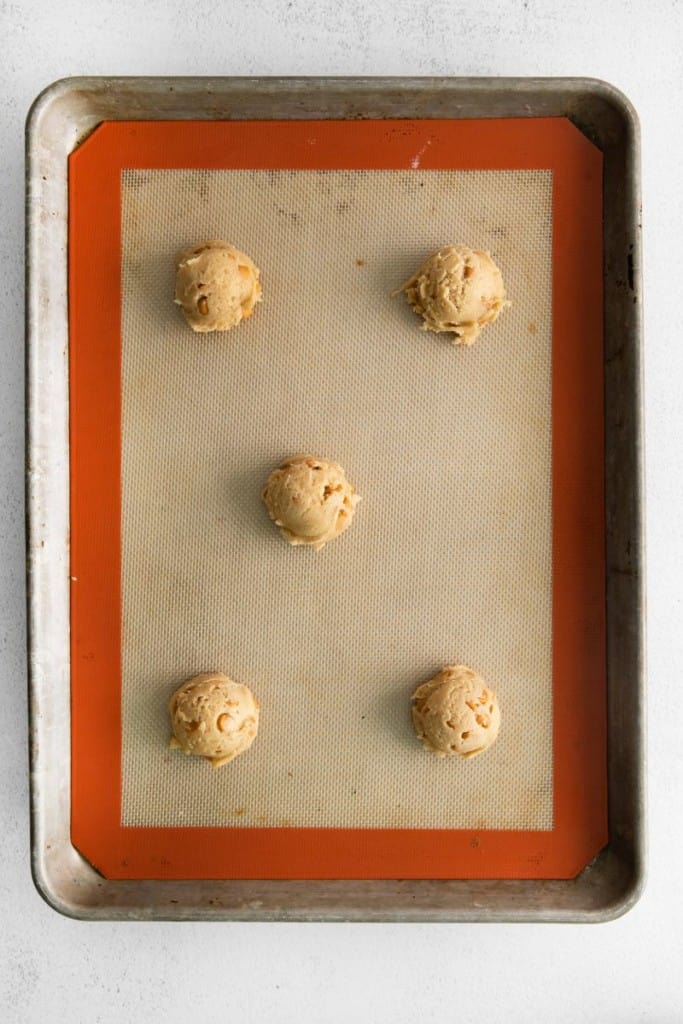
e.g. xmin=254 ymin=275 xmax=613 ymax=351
xmin=120 ymin=168 xmax=553 ymax=830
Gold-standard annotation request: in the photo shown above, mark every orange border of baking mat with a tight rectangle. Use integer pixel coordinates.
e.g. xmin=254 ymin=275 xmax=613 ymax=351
xmin=69 ymin=118 xmax=605 ymax=880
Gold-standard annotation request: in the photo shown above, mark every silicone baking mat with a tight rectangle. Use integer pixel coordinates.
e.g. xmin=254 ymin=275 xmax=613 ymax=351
xmin=68 ymin=118 xmax=606 ymax=879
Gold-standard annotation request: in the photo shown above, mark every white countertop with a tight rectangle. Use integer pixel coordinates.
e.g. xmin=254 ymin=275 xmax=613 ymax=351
xmin=2 ymin=1 xmax=681 ymax=1020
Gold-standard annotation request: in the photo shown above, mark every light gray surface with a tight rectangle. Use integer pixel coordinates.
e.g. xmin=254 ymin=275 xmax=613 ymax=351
xmin=2 ymin=0 xmax=680 ymax=1020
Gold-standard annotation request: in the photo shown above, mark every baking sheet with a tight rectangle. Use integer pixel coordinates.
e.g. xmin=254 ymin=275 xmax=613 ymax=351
xmin=120 ymin=167 xmax=554 ymax=831
xmin=29 ymin=76 xmax=642 ymax=917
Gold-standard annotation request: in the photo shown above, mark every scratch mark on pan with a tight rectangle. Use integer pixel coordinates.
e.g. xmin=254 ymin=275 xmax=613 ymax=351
xmin=411 ymin=140 xmax=432 ymax=169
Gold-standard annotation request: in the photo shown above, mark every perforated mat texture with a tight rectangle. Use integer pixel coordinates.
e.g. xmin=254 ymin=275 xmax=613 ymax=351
xmin=120 ymin=168 xmax=554 ymax=830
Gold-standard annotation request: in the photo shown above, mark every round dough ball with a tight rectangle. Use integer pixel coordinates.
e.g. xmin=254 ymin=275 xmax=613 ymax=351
xmin=262 ymin=454 xmax=360 ymax=551
xmin=174 ymin=240 xmax=262 ymax=332
xmin=401 ymin=244 xmax=508 ymax=345
xmin=411 ymin=664 xmax=501 ymax=758
xmin=168 ymin=672 xmax=260 ymax=768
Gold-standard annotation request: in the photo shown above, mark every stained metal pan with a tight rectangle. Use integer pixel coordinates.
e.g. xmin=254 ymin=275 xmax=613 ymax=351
xmin=26 ymin=76 xmax=644 ymax=921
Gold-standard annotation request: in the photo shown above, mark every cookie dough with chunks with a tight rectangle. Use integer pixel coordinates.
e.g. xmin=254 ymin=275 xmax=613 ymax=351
xmin=401 ymin=244 xmax=508 ymax=346
xmin=262 ymin=454 xmax=360 ymax=551
xmin=411 ymin=664 xmax=501 ymax=758
xmin=174 ymin=239 xmax=262 ymax=332
xmin=168 ymin=672 xmax=260 ymax=768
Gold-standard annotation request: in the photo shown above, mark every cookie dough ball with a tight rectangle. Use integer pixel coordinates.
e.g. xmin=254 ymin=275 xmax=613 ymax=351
xmin=411 ymin=664 xmax=501 ymax=758
xmin=401 ymin=245 xmax=508 ymax=345
xmin=169 ymin=672 xmax=260 ymax=768
xmin=262 ymin=454 xmax=360 ymax=551
xmin=174 ymin=240 xmax=262 ymax=332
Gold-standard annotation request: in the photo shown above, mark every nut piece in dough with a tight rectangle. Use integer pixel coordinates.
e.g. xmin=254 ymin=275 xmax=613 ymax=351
xmin=169 ymin=672 xmax=260 ymax=768
xmin=174 ymin=240 xmax=262 ymax=332
xmin=262 ymin=454 xmax=360 ymax=551
xmin=401 ymin=245 xmax=508 ymax=346
xmin=411 ymin=664 xmax=501 ymax=758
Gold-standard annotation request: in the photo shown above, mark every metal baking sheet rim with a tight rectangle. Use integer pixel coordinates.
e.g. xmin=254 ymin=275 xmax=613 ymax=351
xmin=25 ymin=76 xmax=645 ymax=922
